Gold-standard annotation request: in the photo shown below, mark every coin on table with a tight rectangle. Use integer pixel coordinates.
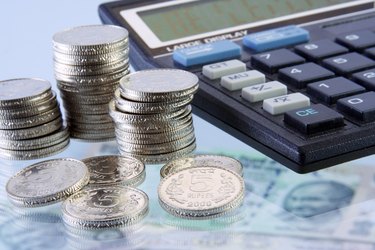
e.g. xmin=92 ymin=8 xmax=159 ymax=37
xmin=82 ymin=155 xmax=145 ymax=187
xmin=119 ymin=69 xmax=199 ymax=102
xmin=6 ymin=158 xmax=89 ymax=207
xmin=160 ymin=155 xmax=243 ymax=178
xmin=62 ymin=186 xmax=149 ymax=229
xmin=158 ymin=166 xmax=244 ymax=219
xmin=0 ymin=78 xmax=52 ymax=108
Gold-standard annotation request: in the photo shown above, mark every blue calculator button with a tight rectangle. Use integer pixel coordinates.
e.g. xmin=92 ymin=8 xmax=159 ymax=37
xmin=173 ymin=40 xmax=241 ymax=67
xmin=243 ymin=25 xmax=310 ymax=52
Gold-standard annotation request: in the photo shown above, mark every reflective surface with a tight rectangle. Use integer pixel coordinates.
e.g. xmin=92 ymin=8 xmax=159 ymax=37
xmin=2 ymin=1 xmax=375 ymax=249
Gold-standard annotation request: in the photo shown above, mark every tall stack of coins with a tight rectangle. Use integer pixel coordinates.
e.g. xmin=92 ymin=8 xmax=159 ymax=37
xmin=0 ymin=78 xmax=69 ymax=160
xmin=158 ymin=155 xmax=245 ymax=219
xmin=110 ymin=69 xmax=199 ymax=164
xmin=53 ymin=25 xmax=129 ymax=141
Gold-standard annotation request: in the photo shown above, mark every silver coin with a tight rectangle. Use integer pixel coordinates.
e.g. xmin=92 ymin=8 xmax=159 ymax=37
xmin=63 ymin=103 xmax=109 ymax=115
xmin=53 ymin=25 xmax=129 ymax=53
xmin=82 ymin=155 xmax=145 ymax=187
xmin=0 ymin=127 xmax=69 ymax=150
xmin=119 ymin=69 xmax=199 ymax=102
xmin=61 ymin=92 xmax=114 ymax=105
xmin=160 ymin=155 xmax=243 ymax=178
xmin=114 ymin=90 xmax=193 ymax=114
xmin=69 ymin=123 xmax=114 ymax=133
xmin=67 ymin=113 xmax=113 ymax=124
xmin=115 ymin=122 xmax=194 ymax=145
xmin=0 ymin=106 xmax=61 ymax=130
xmin=62 ymin=186 xmax=148 ymax=229
xmin=55 ymin=69 xmax=128 ymax=85
xmin=158 ymin=166 xmax=244 ymax=219
xmin=0 ymin=78 xmax=52 ymax=107
xmin=119 ymin=140 xmax=196 ymax=165
xmin=0 ymin=117 xmax=62 ymax=140
xmin=54 ymin=60 xmax=129 ymax=77
xmin=53 ymin=49 xmax=129 ymax=66
xmin=0 ymin=137 xmax=70 ymax=161
xmin=6 ymin=158 xmax=89 ymax=207
xmin=69 ymin=130 xmax=115 ymax=141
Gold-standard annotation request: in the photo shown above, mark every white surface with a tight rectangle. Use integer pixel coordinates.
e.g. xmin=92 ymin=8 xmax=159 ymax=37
xmin=221 ymin=70 xmax=265 ymax=91
xmin=242 ymin=81 xmax=287 ymax=103
xmin=202 ymin=59 xmax=246 ymax=80
xmin=263 ymin=93 xmax=310 ymax=115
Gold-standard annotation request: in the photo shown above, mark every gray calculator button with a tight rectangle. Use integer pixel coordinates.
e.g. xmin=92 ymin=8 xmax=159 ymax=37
xmin=263 ymin=93 xmax=310 ymax=115
xmin=242 ymin=81 xmax=287 ymax=103
xmin=202 ymin=59 xmax=246 ymax=80
xmin=220 ymin=70 xmax=265 ymax=91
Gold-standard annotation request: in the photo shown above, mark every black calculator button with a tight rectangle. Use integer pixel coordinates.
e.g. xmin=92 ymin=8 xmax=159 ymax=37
xmin=251 ymin=49 xmax=305 ymax=74
xmin=307 ymin=77 xmax=366 ymax=104
xmin=294 ymin=39 xmax=348 ymax=62
xmin=364 ymin=47 xmax=375 ymax=60
xmin=322 ymin=52 xmax=375 ymax=76
xmin=284 ymin=104 xmax=344 ymax=134
xmin=337 ymin=92 xmax=375 ymax=122
xmin=336 ymin=31 xmax=375 ymax=51
xmin=352 ymin=69 xmax=375 ymax=91
xmin=278 ymin=62 xmax=334 ymax=88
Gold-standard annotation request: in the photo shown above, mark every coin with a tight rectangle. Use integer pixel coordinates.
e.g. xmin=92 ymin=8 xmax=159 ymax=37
xmin=158 ymin=166 xmax=244 ymax=219
xmin=6 ymin=158 xmax=89 ymax=207
xmin=62 ymin=186 xmax=148 ymax=229
xmin=82 ymin=155 xmax=145 ymax=187
xmin=160 ymin=155 xmax=244 ymax=178
xmin=0 ymin=78 xmax=51 ymax=108
xmin=54 ymin=49 xmax=129 ymax=65
xmin=119 ymin=69 xmax=199 ymax=102
xmin=52 ymin=25 xmax=129 ymax=54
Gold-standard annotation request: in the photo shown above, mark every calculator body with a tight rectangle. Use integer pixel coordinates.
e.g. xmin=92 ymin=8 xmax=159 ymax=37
xmin=99 ymin=0 xmax=375 ymax=173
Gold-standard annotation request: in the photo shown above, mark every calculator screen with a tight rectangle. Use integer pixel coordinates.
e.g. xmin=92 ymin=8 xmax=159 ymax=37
xmin=137 ymin=0 xmax=354 ymax=42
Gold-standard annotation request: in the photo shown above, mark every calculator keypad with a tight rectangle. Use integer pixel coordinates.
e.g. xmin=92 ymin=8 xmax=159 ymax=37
xmin=263 ymin=93 xmax=310 ymax=115
xmin=322 ymin=52 xmax=375 ymax=76
xmin=202 ymin=59 xmax=246 ymax=79
xmin=336 ymin=30 xmax=375 ymax=51
xmin=242 ymin=81 xmax=287 ymax=103
xmin=337 ymin=92 xmax=375 ymax=122
xmin=220 ymin=70 xmax=265 ymax=91
xmin=294 ymin=39 xmax=348 ymax=62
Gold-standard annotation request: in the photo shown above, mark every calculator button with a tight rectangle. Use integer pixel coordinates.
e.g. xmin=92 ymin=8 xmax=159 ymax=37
xmin=173 ymin=40 xmax=241 ymax=67
xmin=220 ymin=70 xmax=265 ymax=91
xmin=352 ymin=69 xmax=375 ymax=90
xmin=242 ymin=81 xmax=287 ymax=103
xmin=278 ymin=62 xmax=334 ymax=89
xmin=263 ymin=93 xmax=310 ymax=115
xmin=337 ymin=92 xmax=375 ymax=122
xmin=322 ymin=52 xmax=375 ymax=76
xmin=251 ymin=49 xmax=305 ymax=74
xmin=284 ymin=104 xmax=344 ymax=134
xmin=294 ymin=39 xmax=348 ymax=62
xmin=336 ymin=31 xmax=375 ymax=51
xmin=307 ymin=77 xmax=365 ymax=105
xmin=202 ymin=59 xmax=246 ymax=80
xmin=243 ymin=25 xmax=309 ymax=52
xmin=364 ymin=47 xmax=375 ymax=60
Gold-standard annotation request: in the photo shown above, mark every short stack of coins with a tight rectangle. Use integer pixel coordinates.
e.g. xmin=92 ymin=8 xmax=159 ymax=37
xmin=52 ymin=25 xmax=130 ymax=141
xmin=0 ymin=78 xmax=69 ymax=160
xmin=158 ymin=155 xmax=245 ymax=219
xmin=110 ymin=69 xmax=199 ymax=164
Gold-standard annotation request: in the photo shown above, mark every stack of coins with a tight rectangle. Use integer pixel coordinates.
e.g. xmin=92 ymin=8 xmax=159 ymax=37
xmin=110 ymin=69 xmax=199 ymax=164
xmin=52 ymin=25 xmax=130 ymax=141
xmin=6 ymin=156 xmax=148 ymax=229
xmin=0 ymin=78 xmax=69 ymax=160
xmin=158 ymin=155 xmax=245 ymax=219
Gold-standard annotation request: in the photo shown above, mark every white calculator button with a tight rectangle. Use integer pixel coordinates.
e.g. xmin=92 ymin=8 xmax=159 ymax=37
xmin=242 ymin=81 xmax=287 ymax=103
xmin=202 ymin=59 xmax=246 ymax=80
xmin=220 ymin=70 xmax=265 ymax=91
xmin=263 ymin=93 xmax=310 ymax=115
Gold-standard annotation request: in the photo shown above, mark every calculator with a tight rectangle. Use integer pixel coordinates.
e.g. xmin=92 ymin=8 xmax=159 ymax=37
xmin=99 ymin=0 xmax=375 ymax=173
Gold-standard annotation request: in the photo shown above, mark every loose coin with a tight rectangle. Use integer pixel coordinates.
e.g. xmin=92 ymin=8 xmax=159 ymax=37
xmin=6 ymin=158 xmax=89 ymax=207
xmin=82 ymin=155 xmax=145 ymax=187
xmin=62 ymin=186 xmax=149 ymax=229
xmin=160 ymin=155 xmax=243 ymax=178
xmin=158 ymin=166 xmax=244 ymax=219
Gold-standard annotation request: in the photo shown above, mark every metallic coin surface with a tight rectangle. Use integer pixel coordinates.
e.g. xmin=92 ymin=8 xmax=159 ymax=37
xmin=119 ymin=69 xmax=199 ymax=102
xmin=82 ymin=155 xmax=145 ymax=187
xmin=6 ymin=158 xmax=89 ymax=207
xmin=158 ymin=166 xmax=244 ymax=219
xmin=53 ymin=25 xmax=128 ymax=52
xmin=62 ymin=186 xmax=148 ymax=228
xmin=160 ymin=155 xmax=244 ymax=178
xmin=0 ymin=78 xmax=51 ymax=106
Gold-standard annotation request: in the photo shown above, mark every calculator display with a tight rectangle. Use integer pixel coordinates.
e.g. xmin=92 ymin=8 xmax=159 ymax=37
xmin=138 ymin=0 xmax=353 ymax=42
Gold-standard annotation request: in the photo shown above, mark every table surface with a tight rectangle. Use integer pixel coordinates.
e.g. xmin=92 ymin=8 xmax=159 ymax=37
xmin=1 ymin=1 xmax=375 ymax=249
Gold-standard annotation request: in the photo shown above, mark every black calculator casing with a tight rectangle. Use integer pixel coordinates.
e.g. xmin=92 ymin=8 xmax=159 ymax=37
xmin=99 ymin=0 xmax=375 ymax=173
